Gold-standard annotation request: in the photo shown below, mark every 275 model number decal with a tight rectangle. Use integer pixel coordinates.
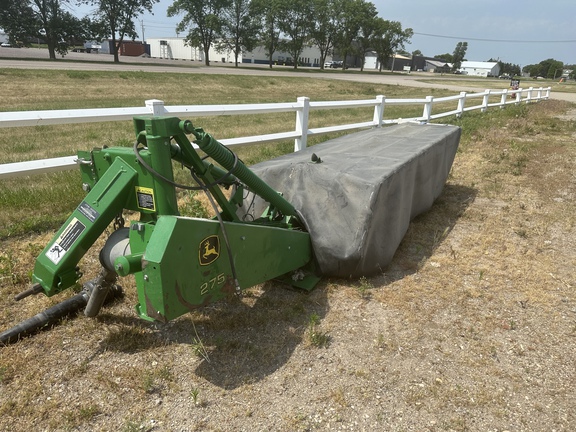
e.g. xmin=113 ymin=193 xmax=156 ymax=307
xmin=200 ymin=273 xmax=226 ymax=296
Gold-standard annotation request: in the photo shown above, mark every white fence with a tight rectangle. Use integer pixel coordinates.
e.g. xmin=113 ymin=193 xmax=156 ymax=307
xmin=0 ymin=86 xmax=551 ymax=180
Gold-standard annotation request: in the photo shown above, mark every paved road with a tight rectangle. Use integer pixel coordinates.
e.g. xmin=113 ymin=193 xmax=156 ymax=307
xmin=1 ymin=47 xmax=575 ymax=102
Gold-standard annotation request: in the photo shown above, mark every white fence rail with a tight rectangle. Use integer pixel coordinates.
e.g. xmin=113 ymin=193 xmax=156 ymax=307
xmin=0 ymin=86 xmax=551 ymax=180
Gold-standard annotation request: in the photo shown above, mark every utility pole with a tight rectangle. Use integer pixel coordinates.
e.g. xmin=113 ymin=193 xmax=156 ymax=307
xmin=140 ymin=19 xmax=145 ymax=43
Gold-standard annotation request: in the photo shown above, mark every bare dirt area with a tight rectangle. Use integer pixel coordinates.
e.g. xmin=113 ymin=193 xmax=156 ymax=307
xmin=1 ymin=98 xmax=576 ymax=430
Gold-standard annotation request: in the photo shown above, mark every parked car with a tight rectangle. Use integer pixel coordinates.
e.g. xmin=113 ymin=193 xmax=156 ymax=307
xmin=330 ymin=61 xmax=343 ymax=69
xmin=0 ymin=42 xmax=12 ymax=48
xmin=324 ymin=61 xmax=332 ymax=68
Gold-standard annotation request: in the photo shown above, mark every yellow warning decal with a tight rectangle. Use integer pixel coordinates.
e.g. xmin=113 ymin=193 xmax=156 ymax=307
xmin=135 ymin=186 xmax=155 ymax=211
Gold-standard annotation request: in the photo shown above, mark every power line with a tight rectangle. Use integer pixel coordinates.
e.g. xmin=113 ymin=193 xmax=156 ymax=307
xmin=414 ymin=32 xmax=576 ymax=43
xmin=143 ymin=23 xmax=177 ymax=29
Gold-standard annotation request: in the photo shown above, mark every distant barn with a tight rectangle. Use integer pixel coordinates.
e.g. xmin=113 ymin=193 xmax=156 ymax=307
xmin=458 ymin=61 xmax=500 ymax=77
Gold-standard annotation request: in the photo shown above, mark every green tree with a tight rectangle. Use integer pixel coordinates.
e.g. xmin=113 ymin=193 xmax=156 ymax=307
xmin=542 ymin=58 xmax=564 ymax=79
xmin=434 ymin=53 xmax=453 ymax=62
xmin=0 ymin=0 xmax=88 ymax=59
xmin=277 ymin=0 xmax=314 ymax=69
xmin=452 ymin=41 xmax=467 ymax=71
xmin=309 ymin=0 xmax=338 ymax=69
xmin=333 ymin=0 xmax=373 ymax=69
xmin=522 ymin=63 xmax=540 ymax=77
xmin=85 ymin=0 xmax=157 ymax=63
xmin=566 ymin=65 xmax=575 ymax=80
xmin=371 ymin=18 xmax=412 ymax=72
xmin=251 ymin=0 xmax=282 ymax=69
xmin=168 ymin=0 xmax=229 ymax=66
xmin=0 ymin=0 xmax=38 ymax=45
xmin=489 ymin=59 xmax=520 ymax=77
xmin=523 ymin=58 xmax=564 ymax=78
xmin=217 ymin=0 xmax=260 ymax=67
xmin=354 ymin=1 xmax=378 ymax=72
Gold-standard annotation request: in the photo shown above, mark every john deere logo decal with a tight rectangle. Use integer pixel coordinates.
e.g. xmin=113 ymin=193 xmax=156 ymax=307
xmin=199 ymin=235 xmax=220 ymax=265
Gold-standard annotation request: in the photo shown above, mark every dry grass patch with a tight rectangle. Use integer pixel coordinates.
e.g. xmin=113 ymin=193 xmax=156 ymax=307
xmin=1 ymin=87 xmax=575 ymax=430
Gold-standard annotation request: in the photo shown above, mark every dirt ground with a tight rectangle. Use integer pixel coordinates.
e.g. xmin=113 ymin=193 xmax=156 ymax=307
xmin=1 ymin=96 xmax=576 ymax=430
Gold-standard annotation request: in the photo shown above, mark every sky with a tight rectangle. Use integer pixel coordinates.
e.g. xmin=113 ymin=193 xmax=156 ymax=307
xmin=73 ymin=0 xmax=575 ymax=68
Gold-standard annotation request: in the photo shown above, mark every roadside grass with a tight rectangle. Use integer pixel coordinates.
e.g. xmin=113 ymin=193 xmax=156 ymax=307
xmin=420 ymin=75 xmax=576 ymax=94
xmin=1 ymin=67 xmax=575 ymax=430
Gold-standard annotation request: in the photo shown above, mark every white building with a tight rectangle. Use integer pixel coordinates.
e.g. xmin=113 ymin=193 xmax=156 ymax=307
xmin=147 ymin=38 xmax=240 ymax=63
xmin=458 ymin=61 xmax=500 ymax=77
xmin=242 ymin=45 xmax=323 ymax=67
xmin=147 ymin=37 xmax=326 ymax=67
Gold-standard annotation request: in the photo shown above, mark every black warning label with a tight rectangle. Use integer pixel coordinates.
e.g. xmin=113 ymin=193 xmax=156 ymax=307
xmin=78 ymin=201 xmax=99 ymax=223
xmin=45 ymin=218 xmax=86 ymax=265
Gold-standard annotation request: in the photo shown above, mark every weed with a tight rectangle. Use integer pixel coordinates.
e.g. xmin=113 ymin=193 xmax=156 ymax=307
xmin=190 ymin=387 xmax=200 ymax=405
xmin=142 ymin=373 xmax=156 ymax=394
xmin=78 ymin=405 xmax=101 ymax=421
xmin=432 ymin=227 xmax=450 ymax=250
xmin=356 ymin=276 xmax=373 ymax=299
xmin=375 ymin=333 xmax=386 ymax=349
xmin=0 ymin=366 xmax=7 ymax=383
xmin=141 ymin=365 xmax=174 ymax=394
xmin=157 ymin=365 xmax=173 ymax=381
xmin=122 ymin=420 xmax=145 ymax=432
xmin=62 ymin=404 xmax=101 ymax=429
xmin=307 ymin=313 xmax=330 ymax=348
xmin=0 ymin=252 xmax=16 ymax=286
xmin=331 ymin=387 xmax=348 ymax=407
xmin=191 ymin=321 xmax=210 ymax=362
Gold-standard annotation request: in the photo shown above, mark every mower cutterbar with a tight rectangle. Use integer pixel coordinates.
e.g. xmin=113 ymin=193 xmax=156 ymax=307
xmin=2 ymin=116 xmax=319 ymax=342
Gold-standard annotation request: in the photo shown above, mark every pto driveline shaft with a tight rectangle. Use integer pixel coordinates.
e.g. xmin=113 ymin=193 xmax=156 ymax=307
xmin=0 ymin=292 xmax=89 ymax=345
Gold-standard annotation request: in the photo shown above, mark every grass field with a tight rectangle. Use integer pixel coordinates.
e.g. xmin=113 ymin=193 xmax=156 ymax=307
xmin=0 ymin=69 xmax=461 ymax=238
xmin=1 ymin=69 xmax=575 ymax=431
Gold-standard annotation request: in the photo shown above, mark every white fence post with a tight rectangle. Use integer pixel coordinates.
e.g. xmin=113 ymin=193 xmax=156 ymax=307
xmin=515 ymin=88 xmax=522 ymax=105
xmin=146 ymin=99 xmax=167 ymax=116
xmin=500 ymin=89 xmax=508 ymax=108
xmin=536 ymin=87 xmax=542 ymax=100
xmin=373 ymin=95 xmax=385 ymax=127
xmin=294 ymin=96 xmax=310 ymax=152
xmin=526 ymin=87 xmax=533 ymax=103
xmin=422 ymin=96 xmax=433 ymax=122
xmin=481 ymin=90 xmax=490 ymax=112
xmin=456 ymin=92 xmax=467 ymax=118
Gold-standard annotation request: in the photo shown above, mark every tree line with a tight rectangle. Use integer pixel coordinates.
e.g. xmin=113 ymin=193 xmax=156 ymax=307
xmin=523 ymin=59 xmax=575 ymax=80
xmin=0 ymin=0 xmax=412 ymax=70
